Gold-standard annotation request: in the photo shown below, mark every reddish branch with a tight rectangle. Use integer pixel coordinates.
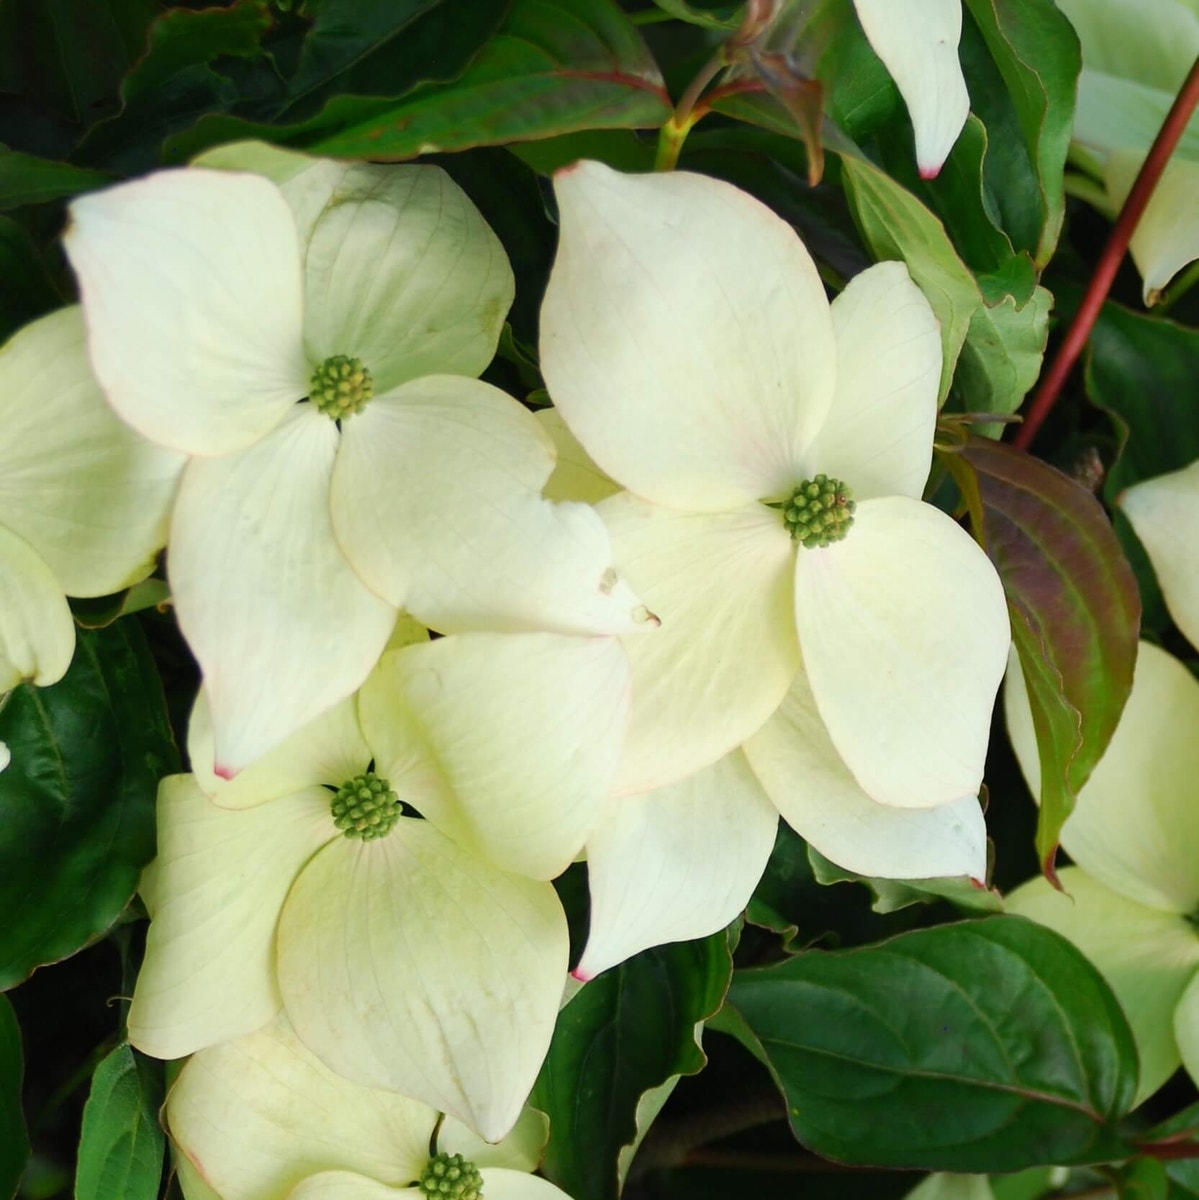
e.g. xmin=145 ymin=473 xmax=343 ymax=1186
xmin=1013 ymin=52 xmax=1199 ymax=452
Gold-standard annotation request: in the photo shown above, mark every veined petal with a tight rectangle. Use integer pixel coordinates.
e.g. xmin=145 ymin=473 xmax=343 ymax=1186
xmin=285 ymin=1176 xmax=417 ymax=1200
xmin=188 ymin=691 xmax=370 ymax=810
xmin=193 ymin=138 xmax=318 ymax=186
xmin=360 ymin=633 xmax=628 ymax=881
xmin=293 ymin=163 xmax=513 ymax=391
xmin=1008 ymin=869 xmax=1199 ymax=1104
xmin=167 ymin=1015 xmax=433 ymax=1200
xmin=1173 ymin=970 xmax=1199 ymax=1094
xmin=536 ymin=408 xmax=620 ymax=505
xmin=0 ymin=525 xmax=74 ymax=690
xmin=442 ymin=1108 xmax=548 ymax=1174
xmin=576 ymin=751 xmax=778 ymax=981
xmin=171 ymin=406 xmax=395 ymax=776
xmin=541 ymin=161 xmax=836 ymax=510
xmin=0 ymin=307 xmax=183 ymax=596
xmin=805 ymin=262 xmax=939 ymax=501
xmin=600 ymin=492 xmax=800 ymax=794
xmin=277 ymin=823 xmax=569 ymax=1142
xmin=744 ymin=667 xmax=988 ymax=880
xmin=796 ymin=496 xmax=1009 ymax=809
xmin=333 ymin=378 xmax=651 ymax=636
xmin=176 ymin=1158 xmax=223 ymax=1200
xmin=1006 ymin=641 xmax=1199 ymax=915
xmin=853 ymin=0 xmax=969 ymax=178
xmin=476 ymin=1172 xmax=574 ymax=1200
xmin=1120 ymin=458 xmax=1199 ymax=647
xmin=1108 ymin=152 xmax=1199 ymax=302
xmin=65 ymin=168 xmax=309 ymax=456
xmin=128 ymin=776 xmax=333 ymax=1060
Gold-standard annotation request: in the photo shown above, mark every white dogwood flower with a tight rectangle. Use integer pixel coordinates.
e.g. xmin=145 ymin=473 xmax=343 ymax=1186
xmin=64 ymin=149 xmax=650 ymax=775
xmin=540 ymin=163 xmax=1011 ymax=825
xmin=0 ymin=307 xmax=182 ymax=690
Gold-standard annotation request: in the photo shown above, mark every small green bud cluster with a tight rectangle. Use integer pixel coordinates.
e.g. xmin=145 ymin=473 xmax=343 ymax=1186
xmin=780 ymin=474 xmax=856 ymax=548
xmin=309 ymin=355 xmax=374 ymax=420
xmin=330 ymin=772 xmax=401 ymax=841
xmin=419 ymin=1153 xmax=483 ymax=1199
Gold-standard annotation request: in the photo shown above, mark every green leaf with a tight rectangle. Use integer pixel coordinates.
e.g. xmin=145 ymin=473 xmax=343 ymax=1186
xmin=727 ymin=916 xmax=1139 ymax=1171
xmin=532 ymin=930 xmax=733 ymax=1200
xmin=958 ymin=437 xmax=1140 ymax=875
xmin=0 ymin=216 xmax=61 ymax=344
xmin=0 ymin=995 xmax=29 ymax=1199
xmin=1119 ymin=1158 xmax=1171 ymax=1200
xmin=648 ymin=0 xmax=743 ymax=30
xmin=807 ymin=847 xmax=1003 ymax=916
xmin=0 ymin=147 xmax=114 ymax=208
xmin=841 ymin=153 xmax=982 ymax=403
xmin=75 ymin=1043 xmax=165 ymax=1200
xmin=308 ymin=0 xmax=671 ymax=159
xmin=961 ymin=0 xmax=1080 ymax=267
xmin=0 ymin=622 xmax=178 ymax=988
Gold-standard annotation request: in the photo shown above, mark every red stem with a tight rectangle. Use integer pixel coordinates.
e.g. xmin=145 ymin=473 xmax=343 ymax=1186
xmin=1013 ymin=52 xmax=1199 ymax=452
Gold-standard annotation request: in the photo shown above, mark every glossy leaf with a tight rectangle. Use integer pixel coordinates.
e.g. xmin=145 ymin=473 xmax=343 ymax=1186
xmin=309 ymin=0 xmax=671 ymax=159
xmin=649 ymin=0 xmax=741 ymax=30
xmin=0 ymin=148 xmax=113 ymax=208
xmin=0 ymin=995 xmax=28 ymax=1200
xmin=531 ymin=930 xmax=733 ymax=1200
xmin=956 ymin=281 xmax=1052 ymax=417
xmin=728 ymin=916 xmax=1138 ymax=1171
xmin=75 ymin=1043 xmax=165 ymax=1200
xmin=958 ymin=437 xmax=1139 ymax=876
xmin=0 ymin=622 xmax=178 ymax=988
xmin=960 ymin=0 xmax=1079 ymax=267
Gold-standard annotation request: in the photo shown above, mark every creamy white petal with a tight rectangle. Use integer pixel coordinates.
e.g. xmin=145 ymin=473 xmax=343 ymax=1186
xmin=442 ymin=1108 xmax=547 ymax=1174
xmin=171 ymin=406 xmax=395 ymax=776
xmin=805 ymin=262 xmax=939 ymax=502
xmin=193 ymin=139 xmax=322 ymax=186
xmin=285 ymin=1177 xmax=416 ymax=1200
xmin=600 ymin=492 xmax=800 ymax=794
xmin=0 ymin=307 xmax=183 ymax=596
xmin=1108 ymin=152 xmax=1199 ymax=302
xmin=1173 ymin=970 xmax=1199 ymax=1094
xmin=745 ymin=667 xmax=988 ymax=879
xmin=0 ymin=524 xmax=74 ymax=690
xmin=796 ymin=496 xmax=1010 ymax=809
xmin=1120 ymin=458 xmax=1199 ymax=647
xmin=128 ymin=776 xmax=333 ymax=1060
xmin=294 ymin=164 xmax=512 ymax=391
xmin=167 ymin=1016 xmax=433 ymax=1200
xmin=188 ymin=691 xmax=370 ymax=810
xmin=65 ymin=168 xmax=309 ymax=456
xmin=476 ymin=1172 xmax=574 ymax=1200
xmin=360 ymin=633 xmax=628 ymax=881
xmin=333 ymin=379 xmax=652 ymax=636
xmin=277 ymin=823 xmax=569 ymax=1142
xmin=1006 ymin=640 xmax=1199 ymax=915
xmin=541 ymin=161 xmax=836 ymax=510
xmin=536 ymin=408 xmax=620 ymax=505
xmin=853 ymin=0 xmax=969 ymax=177
xmin=576 ymin=752 xmax=778 ymax=980
xmin=1008 ymin=869 xmax=1199 ymax=1104
xmin=176 ymin=1157 xmax=224 ymax=1200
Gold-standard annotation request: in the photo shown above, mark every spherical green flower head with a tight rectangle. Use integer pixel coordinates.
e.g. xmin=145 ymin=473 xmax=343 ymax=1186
xmin=330 ymin=772 xmax=400 ymax=840
xmin=310 ymin=354 xmax=373 ymax=420
xmin=780 ymin=474 xmax=856 ymax=548
xmin=419 ymin=1152 xmax=484 ymax=1199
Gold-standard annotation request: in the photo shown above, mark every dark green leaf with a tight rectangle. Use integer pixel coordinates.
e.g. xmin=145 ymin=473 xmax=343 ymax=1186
xmin=649 ymin=0 xmax=743 ymax=30
xmin=0 ymin=147 xmax=114 ymax=208
xmin=0 ymin=216 xmax=62 ymax=343
xmin=961 ymin=0 xmax=1079 ymax=267
xmin=0 ymin=622 xmax=178 ymax=988
xmin=308 ymin=0 xmax=671 ymax=160
xmin=532 ymin=930 xmax=733 ymax=1200
xmin=728 ymin=916 xmax=1138 ymax=1171
xmin=0 ymin=994 xmax=29 ymax=1199
xmin=958 ymin=437 xmax=1140 ymax=874
xmin=1120 ymin=1158 xmax=1171 ymax=1200
xmin=75 ymin=1043 xmax=165 ymax=1200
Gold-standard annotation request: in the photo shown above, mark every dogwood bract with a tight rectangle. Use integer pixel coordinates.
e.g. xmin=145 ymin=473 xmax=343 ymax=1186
xmin=0 ymin=307 xmax=181 ymax=690
xmin=167 ymin=1015 xmax=569 ymax=1200
xmin=540 ymin=163 xmax=1011 ymax=823
xmin=64 ymin=150 xmax=650 ymax=775
xmin=128 ymin=629 xmax=630 ymax=1139
xmin=853 ymin=0 xmax=970 ymax=177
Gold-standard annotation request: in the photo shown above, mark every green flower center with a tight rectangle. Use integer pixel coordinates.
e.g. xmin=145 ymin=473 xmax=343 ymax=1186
xmin=419 ymin=1152 xmax=483 ymax=1199
xmin=330 ymin=772 xmax=401 ymax=841
xmin=778 ymin=474 xmax=856 ymax=548
xmin=309 ymin=355 xmax=373 ymax=420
